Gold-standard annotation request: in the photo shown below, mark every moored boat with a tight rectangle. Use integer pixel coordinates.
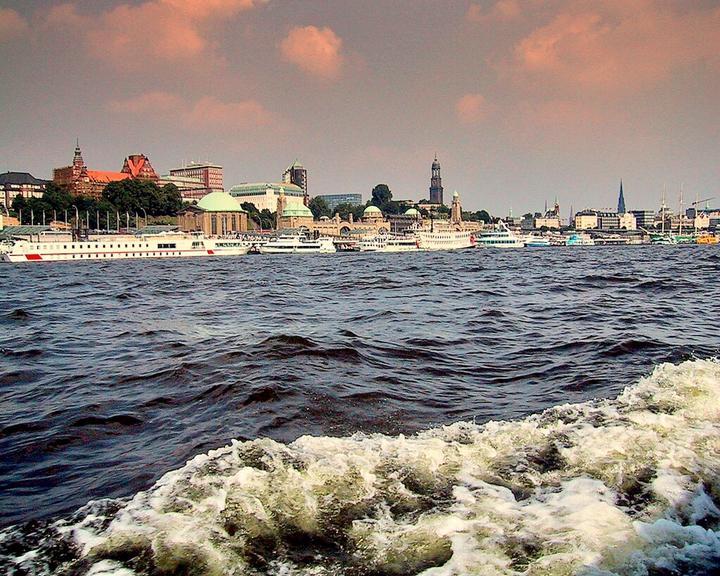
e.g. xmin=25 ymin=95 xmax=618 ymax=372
xmin=476 ymin=221 xmax=524 ymax=248
xmin=259 ymin=234 xmax=336 ymax=254
xmin=359 ymin=234 xmax=419 ymax=252
xmin=0 ymin=231 xmax=249 ymax=263
xmin=565 ymin=233 xmax=595 ymax=246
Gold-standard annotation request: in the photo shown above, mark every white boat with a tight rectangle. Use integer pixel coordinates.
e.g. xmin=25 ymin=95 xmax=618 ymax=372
xmin=476 ymin=221 xmax=524 ymax=248
xmin=415 ymin=226 xmax=476 ymax=251
xmin=523 ymin=234 xmax=551 ymax=247
xmin=565 ymin=233 xmax=595 ymax=246
xmin=259 ymin=234 xmax=336 ymax=254
xmin=359 ymin=234 xmax=419 ymax=252
xmin=0 ymin=232 xmax=249 ymax=263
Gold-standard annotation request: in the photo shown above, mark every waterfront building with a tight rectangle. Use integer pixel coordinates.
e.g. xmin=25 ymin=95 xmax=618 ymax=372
xmin=177 ymin=191 xmax=247 ymax=235
xmin=168 ymin=162 xmax=223 ymax=200
xmin=575 ymin=211 xmax=598 ymax=230
xmin=282 ymin=161 xmax=308 ymax=200
xmin=316 ymin=193 xmax=363 ymax=211
xmin=386 ymin=208 xmax=422 ymax=234
xmin=53 ymin=142 xmax=159 ymax=200
xmin=617 ymin=180 xmax=626 ymax=214
xmin=0 ymin=172 xmax=48 ymax=207
xmin=533 ymin=200 xmax=562 ymax=229
xmin=121 ymin=155 xmax=158 ymax=181
xmin=596 ymin=211 xmax=620 ymax=230
xmin=229 ymin=182 xmax=305 ymax=213
xmin=159 ymin=174 xmax=207 ymax=202
xmin=429 ymin=156 xmax=444 ymax=205
xmin=630 ymin=210 xmax=655 ymax=229
xmin=618 ymin=212 xmax=636 ymax=230
xmin=276 ymin=188 xmax=315 ymax=230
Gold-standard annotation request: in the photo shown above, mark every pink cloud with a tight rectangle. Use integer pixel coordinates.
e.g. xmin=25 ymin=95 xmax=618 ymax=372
xmin=186 ymin=96 xmax=274 ymax=130
xmin=456 ymin=93 xmax=489 ymax=124
xmin=107 ymin=92 xmax=185 ymax=115
xmin=467 ymin=0 xmax=520 ymax=23
xmin=510 ymin=1 xmax=720 ymax=92
xmin=0 ymin=7 xmax=29 ymax=40
xmin=280 ymin=26 xmax=344 ymax=79
xmin=40 ymin=0 xmax=264 ymax=67
xmin=108 ymin=93 xmax=274 ymax=132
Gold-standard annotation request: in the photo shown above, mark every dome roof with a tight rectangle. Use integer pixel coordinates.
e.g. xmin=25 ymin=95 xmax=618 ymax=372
xmin=405 ymin=208 xmax=419 ymax=216
xmin=364 ymin=205 xmax=382 ymax=214
xmin=197 ymin=191 xmax=245 ymax=212
xmin=453 ymin=190 xmax=459 ymax=198
xmin=282 ymin=204 xmax=313 ymax=218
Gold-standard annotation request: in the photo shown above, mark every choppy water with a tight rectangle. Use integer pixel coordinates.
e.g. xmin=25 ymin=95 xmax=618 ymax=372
xmin=1 ymin=246 xmax=719 ymax=575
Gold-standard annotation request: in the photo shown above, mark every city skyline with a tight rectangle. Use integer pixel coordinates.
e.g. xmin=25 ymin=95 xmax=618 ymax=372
xmin=1 ymin=0 xmax=718 ymax=214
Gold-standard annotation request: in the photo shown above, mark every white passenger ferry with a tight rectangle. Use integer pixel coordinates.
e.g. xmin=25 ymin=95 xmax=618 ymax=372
xmin=476 ymin=221 xmax=524 ymax=248
xmin=0 ymin=232 xmax=249 ymax=263
xmin=259 ymin=234 xmax=336 ymax=254
xmin=359 ymin=234 xmax=419 ymax=252
xmin=414 ymin=221 xmax=476 ymax=251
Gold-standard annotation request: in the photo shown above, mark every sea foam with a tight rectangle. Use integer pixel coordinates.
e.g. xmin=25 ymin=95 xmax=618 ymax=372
xmin=3 ymin=359 xmax=720 ymax=575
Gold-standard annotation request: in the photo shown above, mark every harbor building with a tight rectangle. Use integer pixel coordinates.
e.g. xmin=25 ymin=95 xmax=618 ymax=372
xmin=1 ymin=172 xmax=48 ymax=208
xmin=315 ymin=193 xmax=363 ymax=210
xmin=429 ymin=156 xmax=444 ymax=205
xmin=177 ymin=191 xmax=247 ymax=235
xmin=534 ymin=200 xmax=562 ymax=229
xmin=168 ymin=162 xmax=223 ymax=201
xmin=630 ymin=210 xmax=655 ymax=229
xmin=53 ymin=142 xmax=158 ymax=200
xmin=282 ymin=161 xmax=308 ymax=200
xmin=575 ymin=211 xmax=598 ymax=230
xmin=229 ymin=182 xmax=305 ymax=213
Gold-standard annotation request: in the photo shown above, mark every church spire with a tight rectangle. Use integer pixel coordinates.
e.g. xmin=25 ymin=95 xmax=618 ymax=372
xmin=617 ymin=180 xmax=626 ymax=214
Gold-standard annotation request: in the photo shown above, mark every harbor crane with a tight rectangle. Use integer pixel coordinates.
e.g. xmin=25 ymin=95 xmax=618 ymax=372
xmin=690 ymin=197 xmax=715 ymax=233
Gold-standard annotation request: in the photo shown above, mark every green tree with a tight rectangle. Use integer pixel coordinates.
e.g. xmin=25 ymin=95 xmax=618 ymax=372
xmin=103 ymin=179 xmax=177 ymax=216
xmin=308 ymin=196 xmax=332 ymax=219
xmin=476 ymin=210 xmax=491 ymax=224
xmin=371 ymin=184 xmax=392 ymax=207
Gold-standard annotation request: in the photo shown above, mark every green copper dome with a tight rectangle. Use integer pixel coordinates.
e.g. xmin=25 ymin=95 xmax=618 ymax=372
xmin=282 ymin=204 xmax=313 ymax=218
xmin=197 ymin=191 xmax=245 ymax=212
xmin=364 ymin=205 xmax=382 ymax=214
xmin=404 ymin=208 xmax=419 ymax=216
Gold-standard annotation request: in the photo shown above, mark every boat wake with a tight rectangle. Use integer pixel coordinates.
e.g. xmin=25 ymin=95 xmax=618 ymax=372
xmin=2 ymin=359 xmax=719 ymax=575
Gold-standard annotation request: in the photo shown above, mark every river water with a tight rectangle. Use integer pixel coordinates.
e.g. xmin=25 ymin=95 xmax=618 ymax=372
xmin=1 ymin=246 xmax=719 ymax=575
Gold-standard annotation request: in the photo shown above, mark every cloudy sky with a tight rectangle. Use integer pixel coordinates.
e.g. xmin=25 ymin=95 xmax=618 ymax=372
xmin=1 ymin=0 xmax=718 ymax=215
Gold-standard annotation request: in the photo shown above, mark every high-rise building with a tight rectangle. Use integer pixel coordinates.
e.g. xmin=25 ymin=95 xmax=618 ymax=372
xmin=282 ymin=161 xmax=307 ymax=199
xmin=429 ymin=156 xmax=444 ymax=205
xmin=167 ymin=162 xmax=224 ymax=201
xmin=617 ymin=180 xmax=626 ymax=214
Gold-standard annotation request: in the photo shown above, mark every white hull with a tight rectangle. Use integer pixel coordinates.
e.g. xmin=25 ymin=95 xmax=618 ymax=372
xmin=0 ymin=234 xmax=249 ymax=263
xmin=259 ymin=235 xmax=336 ymax=254
xmin=476 ymin=222 xmax=524 ymax=248
xmin=359 ymin=236 xmax=420 ymax=252
xmin=415 ymin=229 xmax=476 ymax=251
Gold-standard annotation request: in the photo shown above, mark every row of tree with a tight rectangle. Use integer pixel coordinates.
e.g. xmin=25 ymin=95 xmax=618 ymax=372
xmin=9 ymin=180 xmax=183 ymax=226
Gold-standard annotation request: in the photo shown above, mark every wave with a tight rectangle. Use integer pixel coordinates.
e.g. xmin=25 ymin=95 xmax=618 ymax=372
xmin=2 ymin=359 xmax=720 ymax=575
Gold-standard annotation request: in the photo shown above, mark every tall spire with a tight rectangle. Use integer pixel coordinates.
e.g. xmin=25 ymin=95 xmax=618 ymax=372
xmin=617 ymin=179 xmax=626 ymax=214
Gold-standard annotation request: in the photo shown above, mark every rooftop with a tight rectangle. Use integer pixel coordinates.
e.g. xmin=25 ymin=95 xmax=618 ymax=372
xmin=0 ymin=172 xmax=49 ymax=186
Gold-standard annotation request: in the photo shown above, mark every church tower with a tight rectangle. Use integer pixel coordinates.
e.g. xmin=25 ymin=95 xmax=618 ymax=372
xmin=617 ymin=180 xmax=626 ymax=214
xmin=72 ymin=139 xmax=86 ymax=179
xmin=429 ymin=156 xmax=444 ymax=205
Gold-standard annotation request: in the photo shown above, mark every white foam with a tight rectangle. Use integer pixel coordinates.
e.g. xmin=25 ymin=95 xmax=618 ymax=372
xmin=6 ymin=359 xmax=720 ymax=575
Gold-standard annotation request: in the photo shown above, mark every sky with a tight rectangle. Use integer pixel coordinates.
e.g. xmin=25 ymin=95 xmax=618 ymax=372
xmin=0 ymin=0 xmax=719 ymax=216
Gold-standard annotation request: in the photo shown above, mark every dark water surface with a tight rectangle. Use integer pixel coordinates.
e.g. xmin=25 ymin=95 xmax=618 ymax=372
xmin=1 ymin=246 xmax=718 ymax=528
